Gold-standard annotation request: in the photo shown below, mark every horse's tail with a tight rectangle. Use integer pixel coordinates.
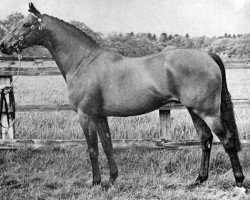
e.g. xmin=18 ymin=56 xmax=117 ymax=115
xmin=208 ymin=53 xmax=241 ymax=152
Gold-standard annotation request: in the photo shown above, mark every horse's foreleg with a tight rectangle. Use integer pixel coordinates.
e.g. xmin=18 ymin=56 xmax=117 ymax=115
xmin=97 ymin=117 xmax=118 ymax=184
xmin=78 ymin=111 xmax=101 ymax=185
xmin=188 ymin=109 xmax=213 ymax=186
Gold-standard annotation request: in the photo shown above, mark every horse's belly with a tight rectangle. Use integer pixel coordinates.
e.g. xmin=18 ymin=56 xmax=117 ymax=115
xmin=101 ymin=63 xmax=175 ymax=116
xmin=102 ymin=89 xmax=172 ymax=117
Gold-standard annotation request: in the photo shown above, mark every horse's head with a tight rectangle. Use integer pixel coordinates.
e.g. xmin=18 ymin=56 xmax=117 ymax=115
xmin=0 ymin=3 xmax=44 ymax=55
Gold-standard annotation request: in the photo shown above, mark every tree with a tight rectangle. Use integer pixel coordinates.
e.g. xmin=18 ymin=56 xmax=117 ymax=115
xmin=0 ymin=25 xmax=7 ymax=40
xmin=104 ymin=32 xmax=159 ymax=57
xmin=0 ymin=12 xmax=24 ymax=32
xmin=147 ymin=33 xmax=153 ymax=40
xmin=152 ymin=34 xmax=157 ymax=41
xmin=192 ymin=36 xmax=206 ymax=49
xmin=159 ymin=33 xmax=167 ymax=42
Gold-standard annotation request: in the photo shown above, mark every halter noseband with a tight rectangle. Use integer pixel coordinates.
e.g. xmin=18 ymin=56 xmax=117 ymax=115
xmin=8 ymin=14 xmax=43 ymax=52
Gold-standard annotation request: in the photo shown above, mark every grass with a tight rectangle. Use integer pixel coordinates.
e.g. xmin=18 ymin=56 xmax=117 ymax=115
xmin=0 ymin=62 xmax=250 ymax=199
xmin=1 ymin=147 xmax=250 ymax=199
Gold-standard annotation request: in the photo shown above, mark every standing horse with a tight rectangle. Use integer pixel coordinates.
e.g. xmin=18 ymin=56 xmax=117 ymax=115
xmin=0 ymin=3 xmax=245 ymax=189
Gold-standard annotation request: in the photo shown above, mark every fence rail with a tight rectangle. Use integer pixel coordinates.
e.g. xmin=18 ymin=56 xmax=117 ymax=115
xmin=0 ymin=61 xmax=249 ymax=149
xmin=0 ymin=138 xmax=249 ymax=150
xmin=0 ymin=63 xmax=249 ymax=77
xmin=10 ymin=99 xmax=250 ymax=112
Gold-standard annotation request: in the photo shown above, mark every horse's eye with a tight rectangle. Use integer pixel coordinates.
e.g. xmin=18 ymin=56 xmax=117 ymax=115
xmin=23 ymin=22 xmax=31 ymax=28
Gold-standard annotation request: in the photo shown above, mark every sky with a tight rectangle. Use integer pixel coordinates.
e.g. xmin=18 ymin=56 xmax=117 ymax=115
xmin=0 ymin=0 xmax=250 ymax=37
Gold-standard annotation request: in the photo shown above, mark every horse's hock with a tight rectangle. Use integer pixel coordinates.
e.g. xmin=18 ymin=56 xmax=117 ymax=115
xmin=0 ymin=60 xmax=249 ymax=149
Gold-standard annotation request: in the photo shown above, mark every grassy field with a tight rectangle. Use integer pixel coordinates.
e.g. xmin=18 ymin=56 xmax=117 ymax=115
xmin=0 ymin=61 xmax=250 ymax=199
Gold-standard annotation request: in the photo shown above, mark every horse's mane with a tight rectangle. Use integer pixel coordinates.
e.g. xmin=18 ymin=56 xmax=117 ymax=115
xmin=45 ymin=14 xmax=103 ymax=46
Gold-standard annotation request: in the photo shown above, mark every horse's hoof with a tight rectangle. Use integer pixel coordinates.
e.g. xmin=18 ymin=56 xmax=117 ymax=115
xmin=109 ymin=178 xmax=116 ymax=185
xmin=101 ymin=181 xmax=112 ymax=190
xmin=187 ymin=180 xmax=201 ymax=190
xmin=92 ymin=180 xmax=101 ymax=186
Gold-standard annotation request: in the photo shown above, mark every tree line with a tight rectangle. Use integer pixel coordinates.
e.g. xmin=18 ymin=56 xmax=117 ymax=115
xmin=1 ymin=12 xmax=250 ymax=59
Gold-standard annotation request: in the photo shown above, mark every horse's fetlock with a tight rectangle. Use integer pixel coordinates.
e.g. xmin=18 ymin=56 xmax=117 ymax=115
xmin=235 ymin=173 xmax=245 ymax=182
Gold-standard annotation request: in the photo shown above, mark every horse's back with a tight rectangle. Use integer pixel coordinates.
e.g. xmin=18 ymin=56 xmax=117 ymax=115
xmin=97 ymin=49 xmax=222 ymax=117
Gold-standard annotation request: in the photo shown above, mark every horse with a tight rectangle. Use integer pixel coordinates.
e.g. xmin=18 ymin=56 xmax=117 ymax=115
xmin=33 ymin=59 xmax=44 ymax=66
xmin=0 ymin=3 xmax=245 ymax=189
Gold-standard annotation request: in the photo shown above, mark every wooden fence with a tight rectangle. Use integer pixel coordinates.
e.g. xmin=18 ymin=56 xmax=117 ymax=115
xmin=0 ymin=60 xmax=250 ymax=150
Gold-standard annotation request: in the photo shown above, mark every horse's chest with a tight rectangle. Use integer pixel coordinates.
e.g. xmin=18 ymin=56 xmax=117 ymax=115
xmin=66 ymin=78 xmax=101 ymax=115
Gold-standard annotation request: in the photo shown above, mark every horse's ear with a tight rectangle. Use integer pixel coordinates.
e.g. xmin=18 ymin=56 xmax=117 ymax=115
xmin=28 ymin=2 xmax=41 ymax=16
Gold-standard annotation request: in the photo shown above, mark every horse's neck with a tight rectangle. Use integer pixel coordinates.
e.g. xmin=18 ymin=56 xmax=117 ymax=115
xmin=42 ymin=16 xmax=100 ymax=78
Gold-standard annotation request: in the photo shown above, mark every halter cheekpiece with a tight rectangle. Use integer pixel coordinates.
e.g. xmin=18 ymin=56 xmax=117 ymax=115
xmin=9 ymin=14 xmax=43 ymax=53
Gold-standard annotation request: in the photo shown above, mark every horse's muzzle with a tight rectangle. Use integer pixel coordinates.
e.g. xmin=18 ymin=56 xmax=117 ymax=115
xmin=0 ymin=41 xmax=16 ymax=55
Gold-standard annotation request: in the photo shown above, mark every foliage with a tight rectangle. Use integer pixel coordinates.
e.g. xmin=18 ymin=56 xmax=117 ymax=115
xmin=104 ymin=33 xmax=159 ymax=57
xmin=0 ymin=13 xmax=25 ymax=44
xmin=210 ymin=34 xmax=250 ymax=59
xmin=0 ymin=13 xmax=250 ymax=59
xmin=0 ymin=12 xmax=24 ymax=32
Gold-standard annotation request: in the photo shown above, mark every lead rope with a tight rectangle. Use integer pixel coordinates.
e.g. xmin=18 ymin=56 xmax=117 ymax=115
xmin=0 ymin=53 xmax=21 ymax=134
xmin=11 ymin=53 xmax=22 ymax=86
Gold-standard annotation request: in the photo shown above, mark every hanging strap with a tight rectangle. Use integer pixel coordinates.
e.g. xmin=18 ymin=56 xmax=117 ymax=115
xmin=0 ymin=86 xmax=15 ymax=129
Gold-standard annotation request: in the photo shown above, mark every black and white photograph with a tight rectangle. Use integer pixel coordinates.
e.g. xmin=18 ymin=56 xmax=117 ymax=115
xmin=0 ymin=0 xmax=249 ymax=199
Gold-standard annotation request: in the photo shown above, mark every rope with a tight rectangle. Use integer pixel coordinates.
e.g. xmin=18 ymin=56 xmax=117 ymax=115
xmin=0 ymin=53 xmax=21 ymax=132
xmin=10 ymin=53 xmax=22 ymax=86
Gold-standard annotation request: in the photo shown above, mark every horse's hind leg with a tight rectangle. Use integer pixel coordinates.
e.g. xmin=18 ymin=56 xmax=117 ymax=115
xmin=96 ymin=117 xmax=118 ymax=185
xmin=203 ymin=114 xmax=245 ymax=187
xmin=188 ymin=109 xmax=213 ymax=186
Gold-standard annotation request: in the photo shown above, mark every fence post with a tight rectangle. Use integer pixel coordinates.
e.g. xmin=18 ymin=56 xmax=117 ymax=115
xmin=0 ymin=76 xmax=15 ymax=139
xmin=159 ymin=109 xmax=171 ymax=141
